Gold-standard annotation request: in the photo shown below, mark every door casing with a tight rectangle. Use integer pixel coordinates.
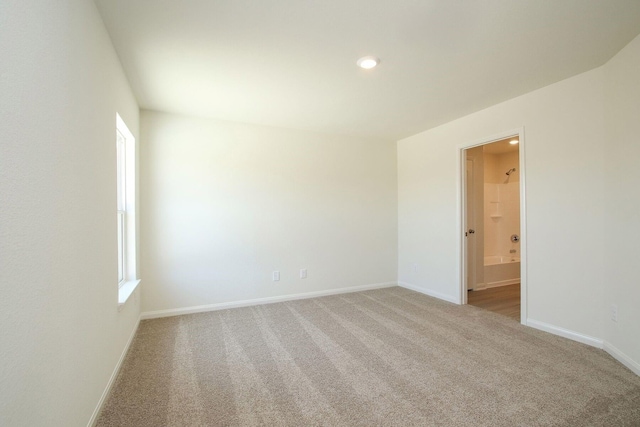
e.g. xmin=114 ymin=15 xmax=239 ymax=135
xmin=457 ymin=128 xmax=528 ymax=325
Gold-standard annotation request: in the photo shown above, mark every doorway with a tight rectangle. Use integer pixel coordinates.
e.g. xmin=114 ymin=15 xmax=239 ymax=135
xmin=459 ymin=130 xmax=527 ymax=324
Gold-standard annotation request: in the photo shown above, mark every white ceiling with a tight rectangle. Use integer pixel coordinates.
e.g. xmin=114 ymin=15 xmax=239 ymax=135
xmin=483 ymin=137 xmax=519 ymax=154
xmin=95 ymin=0 xmax=640 ymax=140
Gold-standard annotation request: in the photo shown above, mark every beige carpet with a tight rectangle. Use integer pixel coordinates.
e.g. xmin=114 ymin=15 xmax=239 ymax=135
xmin=97 ymin=287 xmax=640 ymax=426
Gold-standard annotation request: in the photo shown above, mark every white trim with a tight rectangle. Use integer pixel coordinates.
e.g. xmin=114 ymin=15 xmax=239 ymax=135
xmin=464 ymin=156 xmax=478 ymax=293
xmin=488 ymin=317 xmax=640 ymax=377
xmin=518 ymin=128 xmax=528 ymax=324
xmin=526 ymin=319 xmax=603 ymax=348
xmin=476 ymin=279 xmax=520 ymax=289
xmin=457 ymin=127 xmax=528 ymax=324
xmin=140 ymin=282 xmax=397 ymax=320
xmin=87 ymin=315 xmax=141 ymax=427
xmin=457 ymin=145 xmax=467 ymax=304
xmin=397 ymin=281 xmax=459 ymax=304
xmin=456 ymin=128 xmax=526 ymax=151
xmin=116 ymin=113 xmax=138 ymax=301
xmin=603 ymin=342 xmax=640 ymax=376
xmin=118 ymin=279 xmax=141 ymax=311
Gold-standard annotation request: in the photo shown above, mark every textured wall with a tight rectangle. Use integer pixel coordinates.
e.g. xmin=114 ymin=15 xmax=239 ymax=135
xmin=140 ymin=111 xmax=398 ymax=313
xmin=398 ymin=67 xmax=606 ymax=339
xmin=603 ymin=34 xmax=640 ymax=371
xmin=398 ymin=33 xmax=640 ymax=372
xmin=0 ymin=1 xmax=140 ymax=425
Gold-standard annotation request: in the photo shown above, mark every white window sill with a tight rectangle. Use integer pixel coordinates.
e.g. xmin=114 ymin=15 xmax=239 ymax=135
xmin=118 ymin=279 xmax=141 ymax=311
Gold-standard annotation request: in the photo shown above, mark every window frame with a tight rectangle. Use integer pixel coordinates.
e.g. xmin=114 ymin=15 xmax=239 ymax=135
xmin=116 ymin=128 xmax=126 ymax=287
xmin=116 ymin=113 xmax=139 ymax=308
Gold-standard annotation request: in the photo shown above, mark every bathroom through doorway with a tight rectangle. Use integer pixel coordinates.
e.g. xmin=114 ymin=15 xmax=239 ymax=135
xmin=460 ymin=131 xmax=526 ymax=323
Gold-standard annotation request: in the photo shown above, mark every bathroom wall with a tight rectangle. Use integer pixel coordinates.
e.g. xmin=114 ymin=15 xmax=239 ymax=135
xmin=484 ymin=151 xmax=520 ymax=184
xmin=483 ymin=150 xmax=520 ymax=258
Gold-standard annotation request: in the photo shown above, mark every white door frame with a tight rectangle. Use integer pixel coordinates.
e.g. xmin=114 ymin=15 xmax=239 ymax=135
xmin=457 ymin=127 xmax=528 ymax=325
xmin=465 ymin=157 xmax=477 ymax=291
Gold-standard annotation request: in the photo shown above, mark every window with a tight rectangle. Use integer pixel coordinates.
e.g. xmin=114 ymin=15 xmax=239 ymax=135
xmin=117 ymin=128 xmax=126 ymax=285
xmin=116 ymin=113 xmax=139 ymax=307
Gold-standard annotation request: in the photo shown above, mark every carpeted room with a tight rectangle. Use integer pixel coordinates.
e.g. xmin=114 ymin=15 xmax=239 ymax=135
xmin=2 ymin=1 xmax=640 ymax=426
xmin=97 ymin=288 xmax=640 ymax=426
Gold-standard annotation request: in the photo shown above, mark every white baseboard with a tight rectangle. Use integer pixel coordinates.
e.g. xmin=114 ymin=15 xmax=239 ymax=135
xmin=603 ymin=342 xmax=640 ymax=376
xmin=87 ymin=315 xmax=141 ymax=427
xmin=397 ymin=281 xmax=459 ymax=304
xmin=526 ymin=318 xmax=603 ymax=348
xmin=471 ymin=282 xmax=486 ymax=290
xmin=526 ymin=320 xmax=639 ymax=377
xmin=477 ymin=279 xmax=520 ymax=290
xmin=140 ymin=282 xmax=398 ymax=320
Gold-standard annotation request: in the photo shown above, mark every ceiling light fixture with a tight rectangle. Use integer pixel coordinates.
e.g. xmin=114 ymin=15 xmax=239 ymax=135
xmin=509 ymin=139 xmax=519 ymax=145
xmin=357 ymin=56 xmax=380 ymax=69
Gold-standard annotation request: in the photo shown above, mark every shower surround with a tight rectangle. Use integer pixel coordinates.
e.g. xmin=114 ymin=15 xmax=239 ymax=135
xmin=483 ymin=180 xmax=521 ymax=287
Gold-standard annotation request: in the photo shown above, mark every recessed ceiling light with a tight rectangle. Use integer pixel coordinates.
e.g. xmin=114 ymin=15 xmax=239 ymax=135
xmin=357 ymin=56 xmax=380 ymax=69
xmin=509 ymin=139 xmax=519 ymax=145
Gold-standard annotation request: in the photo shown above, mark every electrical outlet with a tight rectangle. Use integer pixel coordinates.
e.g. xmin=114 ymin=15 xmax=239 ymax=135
xmin=412 ymin=263 xmax=418 ymax=272
xmin=610 ymin=304 xmax=618 ymax=322
xmin=300 ymin=268 xmax=307 ymax=279
xmin=273 ymin=271 xmax=280 ymax=281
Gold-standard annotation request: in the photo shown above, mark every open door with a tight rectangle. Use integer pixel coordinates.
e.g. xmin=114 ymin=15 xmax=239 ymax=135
xmin=465 ymin=158 xmax=477 ymax=291
xmin=460 ymin=130 xmax=527 ymax=325
xmin=464 ymin=147 xmax=485 ymax=292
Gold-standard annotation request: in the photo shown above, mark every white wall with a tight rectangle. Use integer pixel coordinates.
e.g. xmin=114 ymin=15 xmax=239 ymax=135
xmin=0 ymin=1 xmax=140 ymax=425
xmin=399 ymin=33 xmax=640 ymax=371
xmin=398 ymin=67 xmax=606 ymax=339
xmin=603 ymin=35 xmax=640 ymax=369
xmin=140 ymin=111 xmax=397 ymax=313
